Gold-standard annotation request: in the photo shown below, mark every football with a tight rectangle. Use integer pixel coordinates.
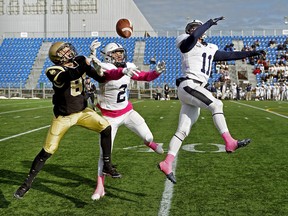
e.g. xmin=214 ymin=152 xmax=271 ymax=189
xmin=116 ymin=18 xmax=133 ymax=38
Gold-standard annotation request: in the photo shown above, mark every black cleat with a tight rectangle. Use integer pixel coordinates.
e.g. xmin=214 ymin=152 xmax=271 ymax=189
xmin=237 ymin=138 xmax=251 ymax=149
xmin=157 ymin=164 xmax=176 ymax=184
xmin=103 ymin=163 xmax=122 ymax=178
xmin=14 ymin=183 xmax=30 ymax=199
xmin=226 ymin=138 xmax=251 ymax=153
xmin=166 ymin=172 xmax=176 ymax=184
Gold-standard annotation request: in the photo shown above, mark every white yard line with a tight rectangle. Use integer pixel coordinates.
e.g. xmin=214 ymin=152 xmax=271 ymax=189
xmin=158 ymin=155 xmax=178 ymax=216
xmin=0 ymin=125 xmax=50 ymax=142
xmin=0 ymin=106 xmax=51 ymax=115
xmin=0 ymin=101 xmax=50 ymax=107
xmin=230 ymin=101 xmax=288 ymax=119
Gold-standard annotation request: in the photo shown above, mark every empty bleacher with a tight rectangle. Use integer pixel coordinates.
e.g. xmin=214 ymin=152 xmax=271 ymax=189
xmin=0 ymin=35 xmax=287 ymax=90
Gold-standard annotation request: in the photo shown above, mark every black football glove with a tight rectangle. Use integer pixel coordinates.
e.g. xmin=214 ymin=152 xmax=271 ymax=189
xmin=212 ymin=16 xmax=225 ymax=25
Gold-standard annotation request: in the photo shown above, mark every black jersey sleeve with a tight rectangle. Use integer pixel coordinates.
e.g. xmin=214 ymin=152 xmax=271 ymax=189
xmin=179 ymin=19 xmax=214 ymax=53
xmin=75 ymin=56 xmax=106 ymax=83
xmin=213 ymin=50 xmax=264 ymax=61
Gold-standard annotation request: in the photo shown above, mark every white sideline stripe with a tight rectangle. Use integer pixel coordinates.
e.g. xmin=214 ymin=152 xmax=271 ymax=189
xmin=0 ymin=125 xmax=50 ymax=142
xmin=158 ymin=155 xmax=178 ymax=216
xmin=0 ymin=106 xmax=51 ymax=115
xmin=231 ymin=101 xmax=288 ymax=119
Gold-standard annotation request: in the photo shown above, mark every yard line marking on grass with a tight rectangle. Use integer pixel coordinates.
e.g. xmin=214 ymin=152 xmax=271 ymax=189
xmin=231 ymin=101 xmax=288 ymax=119
xmin=0 ymin=101 xmax=50 ymax=107
xmin=158 ymin=155 xmax=178 ymax=216
xmin=0 ymin=125 xmax=50 ymax=142
xmin=0 ymin=106 xmax=52 ymax=115
xmin=132 ymin=100 xmax=144 ymax=104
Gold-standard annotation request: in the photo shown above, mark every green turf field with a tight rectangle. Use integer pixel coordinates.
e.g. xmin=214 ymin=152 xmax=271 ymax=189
xmin=0 ymin=99 xmax=288 ymax=216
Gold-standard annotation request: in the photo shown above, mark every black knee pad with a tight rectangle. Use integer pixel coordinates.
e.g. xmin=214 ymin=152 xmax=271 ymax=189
xmin=101 ymin=125 xmax=111 ymax=137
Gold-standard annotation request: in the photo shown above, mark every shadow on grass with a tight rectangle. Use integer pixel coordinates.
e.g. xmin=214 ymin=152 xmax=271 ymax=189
xmin=0 ymin=161 xmax=146 ymax=208
xmin=0 ymin=190 xmax=10 ymax=208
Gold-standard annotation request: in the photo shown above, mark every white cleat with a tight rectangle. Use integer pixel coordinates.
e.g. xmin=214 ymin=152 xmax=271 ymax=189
xmin=91 ymin=191 xmax=105 ymax=201
xmin=155 ymin=145 xmax=164 ymax=154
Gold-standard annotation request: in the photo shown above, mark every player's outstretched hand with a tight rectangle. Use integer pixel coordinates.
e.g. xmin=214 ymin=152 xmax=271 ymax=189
xmin=156 ymin=61 xmax=166 ymax=74
xmin=91 ymin=56 xmax=104 ymax=76
xmin=122 ymin=66 xmax=140 ymax=77
xmin=90 ymin=39 xmax=101 ymax=56
xmin=212 ymin=16 xmax=225 ymax=25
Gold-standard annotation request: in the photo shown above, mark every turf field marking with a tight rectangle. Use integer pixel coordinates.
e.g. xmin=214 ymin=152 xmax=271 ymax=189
xmin=0 ymin=125 xmax=50 ymax=142
xmin=158 ymin=155 xmax=178 ymax=216
xmin=0 ymin=101 xmax=50 ymax=107
xmin=231 ymin=101 xmax=288 ymax=119
xmin=182 ymin=143 xmax=226 ymax=153
xmin=0 ymin=106 xmax=51 ymax=115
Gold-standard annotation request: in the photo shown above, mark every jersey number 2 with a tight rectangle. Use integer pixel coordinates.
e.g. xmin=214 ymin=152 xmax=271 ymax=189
xmin=117 ymin=84 xmax=128 ymax=103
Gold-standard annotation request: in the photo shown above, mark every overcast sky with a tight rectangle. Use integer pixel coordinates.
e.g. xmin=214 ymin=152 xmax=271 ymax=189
xmin=133 ymin=0 xmax=288 ymax=32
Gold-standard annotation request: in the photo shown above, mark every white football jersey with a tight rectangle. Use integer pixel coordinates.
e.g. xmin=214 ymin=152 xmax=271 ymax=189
xmin=176 ymin=34 xmax=218 ymax=85
xmin=97 ymin=62 xmax=136 ymax=111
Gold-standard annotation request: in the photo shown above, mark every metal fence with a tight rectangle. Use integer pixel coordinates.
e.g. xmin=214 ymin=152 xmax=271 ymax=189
xmin=2 ymin=28 xmax=288 ymax=39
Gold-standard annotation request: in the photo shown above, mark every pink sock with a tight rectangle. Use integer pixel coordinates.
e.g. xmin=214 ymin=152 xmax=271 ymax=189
xmin=94 ymin=175 xmax=105 ymax=194
xmin=159 ymin=154 xmax=175 ymax=174
xmin=98 ymin=175 xmax=105 ymax=186
xmin=222 ymin=132 xmax=237 ymax=151
xmin=164 ymin=154 xmax=175 ymax=164
xmin=147 ymin=142 xmax=157 ymax=150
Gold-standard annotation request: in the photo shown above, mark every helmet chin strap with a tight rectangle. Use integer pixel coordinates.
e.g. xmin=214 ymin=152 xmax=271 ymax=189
xmin=114 ymin=62 xmax=127 ymax=68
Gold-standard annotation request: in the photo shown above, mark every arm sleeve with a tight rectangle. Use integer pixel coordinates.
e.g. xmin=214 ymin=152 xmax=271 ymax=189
xmin=213 ymin=50 xmax=261 ymax=61
xmin=179 ymin=19 xmax=214 ymax=53
xmin=131 ymin=70 xmax=160 ymax=81
xmin=102 ymin=68 xmax=125 ymax=82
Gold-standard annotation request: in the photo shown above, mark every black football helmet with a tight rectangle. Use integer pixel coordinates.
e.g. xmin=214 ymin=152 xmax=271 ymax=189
xmin=48 ymin=42 xmax=77 ymax=65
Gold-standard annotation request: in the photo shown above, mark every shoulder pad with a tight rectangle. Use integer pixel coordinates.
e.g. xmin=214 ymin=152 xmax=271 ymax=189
xmin=75 ymin=55 xmax=86 ymax=62
xmin=45 ymin=66 xmax=65 ymax=76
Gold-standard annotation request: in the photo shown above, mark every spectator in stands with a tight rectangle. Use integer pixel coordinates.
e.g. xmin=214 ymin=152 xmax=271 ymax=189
xmin=268 ymin=39 xmax=277 ymax=48
xmin=253 ymin=66 xmax=261 ymax=75
xmin=224 ymin=43 xmax=235 ymax=52
xmin=13 ymin=41 xmax=127 ymax=199
xmin=158 ymin=16 xmax=266 ymax=184
xmin=88 ymin=41 xmax=165 ymax=200
xmin=253 ymin=39 xmax=260 ymax=47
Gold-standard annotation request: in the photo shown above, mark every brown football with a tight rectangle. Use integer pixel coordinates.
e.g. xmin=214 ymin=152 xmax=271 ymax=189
xmin=116 ymin=18 xmax=133 ymax=38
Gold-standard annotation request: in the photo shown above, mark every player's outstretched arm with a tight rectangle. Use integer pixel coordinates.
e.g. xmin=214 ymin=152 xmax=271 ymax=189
xmin=214 ymin=49 xmax=266 ymax=61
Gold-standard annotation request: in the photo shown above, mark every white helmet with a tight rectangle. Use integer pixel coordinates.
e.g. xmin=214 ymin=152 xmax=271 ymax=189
xmin=185 ymin=19 xmax=207 ymax=40
xmin=185 ymin=19 xmax=203 ymax=34
xmin=101 ymin=42 xmax=127 ymax=67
